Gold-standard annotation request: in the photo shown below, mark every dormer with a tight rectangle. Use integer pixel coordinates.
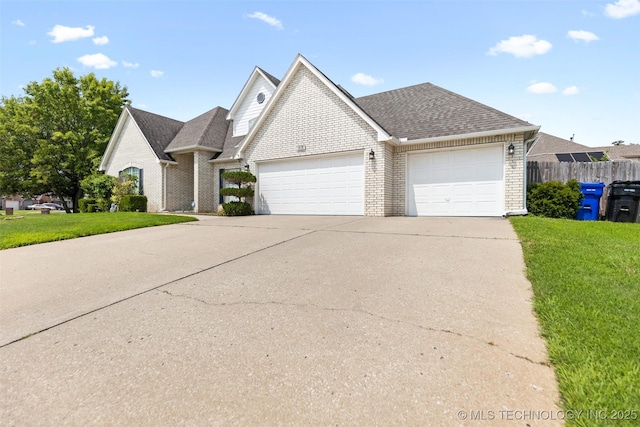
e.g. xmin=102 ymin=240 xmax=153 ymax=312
xmin=227 ymin=67 xmax=280 ymax=137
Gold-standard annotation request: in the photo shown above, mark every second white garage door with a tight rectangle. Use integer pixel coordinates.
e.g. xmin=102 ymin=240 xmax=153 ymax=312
xmin=257 ymin=153 xmax=364 ymax=215
xmin=407 ymin=145 xmax=504 ymax=217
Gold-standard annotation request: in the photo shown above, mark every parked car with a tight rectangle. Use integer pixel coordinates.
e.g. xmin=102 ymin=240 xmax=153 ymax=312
xmin=26 ymin=203 xmax=64 ymax=210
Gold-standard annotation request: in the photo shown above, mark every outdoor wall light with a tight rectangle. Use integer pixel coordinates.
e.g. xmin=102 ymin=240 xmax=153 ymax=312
xmin=508 ymin=143 xmax=515 ymax=155
xmin=369 ymin=149 xmax=375 ymax=160
xmin=244 ymin=164 xmax=250 ymax=171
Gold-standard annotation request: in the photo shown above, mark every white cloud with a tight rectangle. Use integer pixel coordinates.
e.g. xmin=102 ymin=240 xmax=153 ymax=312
xmin=487 ymin=34 xmax=552 ymax=58
xmin=12 ymin=19 xmax=25 ymax=26
xmin=92 ymin=36 xmax=109 ymax=45
xmin=526 ymin=82 xmax=557 ymax=94
xmin=582 ymin=9 xmax=596 ymax=17
xmin=77 ymin=53 xmax=117 ymax=69
xmin=568 ymin=30 xmax=599 ymax=43
xmin=562 ymin=86 xmax=580 ymax=95
xmin=122 ymin=61 xmax=140 ymax=68
xmin=605 ymin=0 xmax=640 ymax=18
xmin=247 ymin=12 xmax=283 ymax=30
xmin=48 ymin=25 xmax=95 ymax=43
xmin=150 ymin=70 xmax=164 ymax=78
xmin=351 ymin=73 xmax=384 ymax=86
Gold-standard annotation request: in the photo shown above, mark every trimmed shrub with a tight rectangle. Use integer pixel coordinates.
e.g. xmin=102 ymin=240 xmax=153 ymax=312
xmin=220 ymin=170 xmax=256 ymax=216
xmin=220 ymin=186 xmax=254 ymax=199
xmin=86 ymin=204 xmax=99 ymax=213
xmin=79 ymin=198 xmax=97 ymax=213
xmin=222 ymin=201 xmax=254 ymax=216
xmin=527 ymin=179 xmax=583 ymax=219
xmin=221 ymin=171 xmax=256 ymax=186
xmin=119 ymin=195 xmax=147 ymax=212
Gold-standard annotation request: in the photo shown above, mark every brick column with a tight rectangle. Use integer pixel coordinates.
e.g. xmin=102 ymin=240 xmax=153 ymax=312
xmin=194 ymin=151 xmax=215 ymax=212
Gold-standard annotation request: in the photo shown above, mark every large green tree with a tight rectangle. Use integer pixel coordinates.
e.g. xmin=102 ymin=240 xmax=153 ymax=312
xmin=0 ymin=68 xmax=129 ymax=212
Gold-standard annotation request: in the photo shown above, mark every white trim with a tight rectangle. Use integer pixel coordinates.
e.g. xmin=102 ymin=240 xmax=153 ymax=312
xmin=399 ymin=125 xmax=540 ymax=147
xmin=164 ymin=145 xmax=222 ymax=154
xmin=99 ymin=108 xmax=166 ymax=171
xmin=236 ymin=54 xmax=392 ymax=158
xmin=99 ymin=109 xmax=129 ymax=171
xmin=208 ymin=157 xmax=243 ymax=164
xmin=226 ymin=67 xmax=279 ymax=120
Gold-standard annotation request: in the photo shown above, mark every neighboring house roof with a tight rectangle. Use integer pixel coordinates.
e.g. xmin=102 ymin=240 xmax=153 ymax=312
xmin=591 ymin=144 xmax=640 ymax=161
xmin=127 ymin=107 xmax=184 ymax=162
xmin=165 ymin=107 xmax=229 ymax=153
xmin=356 ymin=83 xmax=535 ymax=141
xmin=527 ymin=132 xmax=591 ymax=162
xmin=527 ymin=133 xmax=626 ymax=162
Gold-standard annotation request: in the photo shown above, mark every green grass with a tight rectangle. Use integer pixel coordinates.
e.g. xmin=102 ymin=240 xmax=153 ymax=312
xmin=510 ymin=216 xmax=640 ymax=426
xmin=0 ymin=210 xmax=197 ymax=249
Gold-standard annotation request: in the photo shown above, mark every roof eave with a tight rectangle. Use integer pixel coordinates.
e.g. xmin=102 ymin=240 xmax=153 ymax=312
xmin=400 ymin=125 xmax=540 ymax=146
xmin=208 ymin=156 xmax=242 ymax=164
xmin=164 ymin=145 xmax=222 ymax=154
xmin=99 ymin=108 xmax=130 ymax=171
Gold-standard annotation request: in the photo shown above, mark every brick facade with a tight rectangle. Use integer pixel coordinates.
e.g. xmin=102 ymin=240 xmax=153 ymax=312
xmin=166 ymin=153 xmax=194 ymax=211
xmin=101 ymin=116 xmax=164 ymax=212
xmin=104 ymin=65 xmax=529 ymax=217
xmin=240 ymin=66 xmax=391 ymax=216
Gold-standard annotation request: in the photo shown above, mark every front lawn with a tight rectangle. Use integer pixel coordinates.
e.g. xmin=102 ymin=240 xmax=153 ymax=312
xmin=510 ymin=216 xmax=640 ymax=426
xmin=0 ymin=211 xmax=197 ymax=249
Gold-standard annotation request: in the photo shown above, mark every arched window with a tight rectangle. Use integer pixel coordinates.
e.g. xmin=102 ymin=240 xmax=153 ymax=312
xmin=121 ymin=167 xmax=143 ymax=195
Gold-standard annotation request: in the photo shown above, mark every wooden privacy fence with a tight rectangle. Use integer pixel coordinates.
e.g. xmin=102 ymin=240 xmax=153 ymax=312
xmin=527 ymin=161 xmax=640 ymax=186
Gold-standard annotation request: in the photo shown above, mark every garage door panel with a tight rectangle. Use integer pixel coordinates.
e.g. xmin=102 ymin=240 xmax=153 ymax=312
xmin=258 ymin=154 xmax=364 ymax=215
xmin=408 ymin=145 xmax=504 ymax=217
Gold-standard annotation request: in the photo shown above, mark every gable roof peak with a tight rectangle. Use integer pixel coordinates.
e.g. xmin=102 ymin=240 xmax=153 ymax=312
xmin=226 ymin=66 xmax=280 ymax=120
xmin=165 ymin=106 xmax=230 ymax=153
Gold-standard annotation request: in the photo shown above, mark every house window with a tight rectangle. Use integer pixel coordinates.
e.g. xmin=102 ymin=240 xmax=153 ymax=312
xmin=121 ymin=167 xmax=143 ymax=195
xmin=219 ymin=168 xmax=240 ymax=203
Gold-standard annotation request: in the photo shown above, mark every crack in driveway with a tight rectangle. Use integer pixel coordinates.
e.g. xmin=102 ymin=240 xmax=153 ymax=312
xmin=159 ymin=289 xmax=550 ymax=368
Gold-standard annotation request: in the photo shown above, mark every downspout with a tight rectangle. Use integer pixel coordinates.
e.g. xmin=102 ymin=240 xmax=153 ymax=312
xmin=163 ymin=163 xmax=169 ymax=211
xmin=522 ymin=135 xmax=539 ymax=215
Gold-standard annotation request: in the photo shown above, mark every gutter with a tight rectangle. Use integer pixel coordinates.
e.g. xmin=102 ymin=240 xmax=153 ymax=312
xmin=399 ymin=125 xmax=541 ymax=146
xmin=165 ymin=146 xmax=222 ymax=154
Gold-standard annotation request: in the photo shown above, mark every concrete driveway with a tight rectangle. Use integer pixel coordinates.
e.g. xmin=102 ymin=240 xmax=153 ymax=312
xmin=0 ymin=216 xmax=561 ymax=425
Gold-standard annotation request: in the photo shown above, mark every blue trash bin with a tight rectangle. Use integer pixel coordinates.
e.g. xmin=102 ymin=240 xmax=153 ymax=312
xmin=576 ymin=182 xmax=605 ymax=220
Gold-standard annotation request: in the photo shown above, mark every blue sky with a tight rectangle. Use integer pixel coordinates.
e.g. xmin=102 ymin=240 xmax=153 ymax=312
xmin=2 ymin=0 xmax=639 ymax=147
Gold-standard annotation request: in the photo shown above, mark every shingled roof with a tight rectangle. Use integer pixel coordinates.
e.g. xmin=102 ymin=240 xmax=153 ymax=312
xmin=165 ymin=107 xmax=229 ymax=153
xmin=126 ymin=107 xmax=183 ymax=161
xmin=258 ymin=67 xmax=281 ymax=87
xmin=527 ymin=132 xmax=592 ymax=162
xmin=355 ymin=83 xmax=534 ymax=141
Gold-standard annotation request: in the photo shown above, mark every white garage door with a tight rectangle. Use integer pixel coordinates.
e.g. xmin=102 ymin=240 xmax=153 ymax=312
xmin=408 ymin=145 xmax=504 ymax=216
xmin=257 ymin=153 xmax=364 ymax=215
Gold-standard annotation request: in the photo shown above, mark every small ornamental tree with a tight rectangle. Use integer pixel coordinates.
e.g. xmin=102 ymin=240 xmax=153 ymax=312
xmin=111 ymin=173 xmax=138 ymax=208
xmin=81 ymin=172 xmax=117 ymax=212
xmin=220 ymin=170 xmax=256 ymax=216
